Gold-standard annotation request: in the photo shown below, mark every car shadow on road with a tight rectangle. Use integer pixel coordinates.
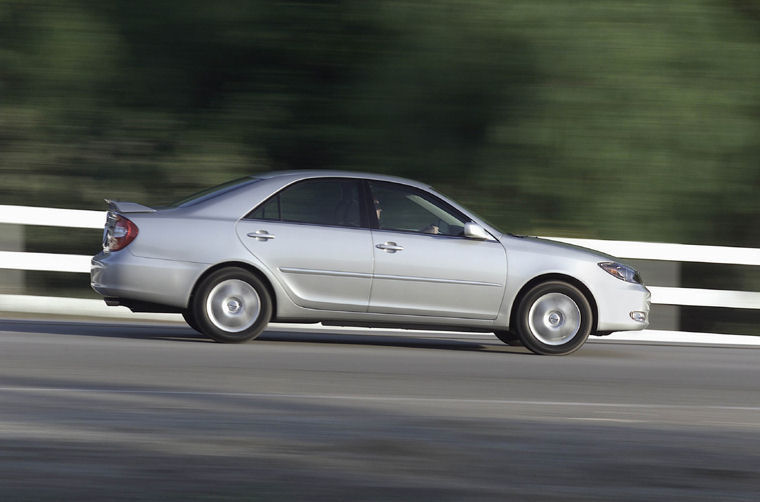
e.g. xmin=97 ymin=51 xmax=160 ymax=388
xmin=0 ymin=318 xmax=530 ymax=353
xmin=257 ymin=329 xmax=530 ymax=354
xmin=0 ymin=318 xmax=211 ymax=343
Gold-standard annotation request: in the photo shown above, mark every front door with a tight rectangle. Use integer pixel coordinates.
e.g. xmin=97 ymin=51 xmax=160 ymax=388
xmin=367 ymin=181 xmax=507 ymax=319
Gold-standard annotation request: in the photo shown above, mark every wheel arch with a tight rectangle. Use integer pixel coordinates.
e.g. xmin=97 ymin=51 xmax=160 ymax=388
xmin=509 ymin=273 xmax=598 ymax=334
xmin=189 ymin=261 xmax=278 ymax=321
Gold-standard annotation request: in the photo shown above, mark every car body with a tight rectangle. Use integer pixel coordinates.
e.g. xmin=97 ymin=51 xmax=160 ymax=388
xmin=91 ymin=170 xmax=650 ymax=355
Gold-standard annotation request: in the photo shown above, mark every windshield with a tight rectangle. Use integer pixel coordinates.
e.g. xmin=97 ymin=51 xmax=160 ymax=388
xmin=167 ymin=177 xmax=259 ymax=208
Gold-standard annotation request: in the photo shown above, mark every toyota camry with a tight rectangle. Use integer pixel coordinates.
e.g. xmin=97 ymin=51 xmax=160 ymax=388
xmin=91 ymin=171 xmax=650 ymax=355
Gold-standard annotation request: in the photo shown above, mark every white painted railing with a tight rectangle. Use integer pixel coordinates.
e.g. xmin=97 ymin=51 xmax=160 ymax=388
xmin=1 ymin=204 xmax=759 ymax=340
xmin=0 ymin=205 xmax=105 ymax=229
xmin=542 ymin=237 xmax=760 ymax=311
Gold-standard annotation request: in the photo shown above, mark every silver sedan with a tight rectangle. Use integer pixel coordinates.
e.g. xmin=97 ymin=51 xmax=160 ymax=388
xmin=91 ymin=171 xmax=650 ymax=355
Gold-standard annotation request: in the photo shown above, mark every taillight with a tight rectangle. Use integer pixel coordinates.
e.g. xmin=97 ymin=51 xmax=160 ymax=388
xmin=105 ymin=215 xmax=138 ymax=252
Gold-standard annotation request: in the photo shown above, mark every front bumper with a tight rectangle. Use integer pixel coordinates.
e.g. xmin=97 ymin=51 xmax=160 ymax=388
xmin=595 ymin=282 xmax=651 ymax=333
xmin=91 ymin=250 xmax=207 ymax=310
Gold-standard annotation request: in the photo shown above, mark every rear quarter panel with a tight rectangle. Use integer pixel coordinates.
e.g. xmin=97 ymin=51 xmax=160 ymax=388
xmin=122 ymin=213 xmax=292 ymax=311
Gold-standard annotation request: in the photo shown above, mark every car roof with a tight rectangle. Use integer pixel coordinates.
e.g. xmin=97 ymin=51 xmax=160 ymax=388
xmin=252 ymin=170 xmax=432 ymax=190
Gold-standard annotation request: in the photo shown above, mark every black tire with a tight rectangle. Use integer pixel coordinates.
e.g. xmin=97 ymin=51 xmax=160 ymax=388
xmin=182 ymin=310 xmax=200 ymax=332
xmin=493 ymin=330 xmax=523 ymax=346
xmin=514 ymin=281 xmax=592 ymax=355
xmin=191 ymin=267 xmax=272 ymax=343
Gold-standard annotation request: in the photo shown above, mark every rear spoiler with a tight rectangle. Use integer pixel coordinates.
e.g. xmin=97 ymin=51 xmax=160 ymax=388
xmin=105 ymin=199 xmax=156 ymax=214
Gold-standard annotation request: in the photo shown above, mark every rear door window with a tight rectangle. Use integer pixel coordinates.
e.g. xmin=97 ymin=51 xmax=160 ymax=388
xmin=248 ymin=178 xmax=364 ymax=228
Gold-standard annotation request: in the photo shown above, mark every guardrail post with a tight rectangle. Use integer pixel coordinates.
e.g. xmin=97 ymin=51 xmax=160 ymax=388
xmin=633 ymin=260 xmax=680 ymax=331
xmin=0 ymin=223 xmax=25 ymax=294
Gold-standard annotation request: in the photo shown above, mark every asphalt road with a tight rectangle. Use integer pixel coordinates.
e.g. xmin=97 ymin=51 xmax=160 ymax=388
xmin=0 ymin=319 xmax=758 ymax=501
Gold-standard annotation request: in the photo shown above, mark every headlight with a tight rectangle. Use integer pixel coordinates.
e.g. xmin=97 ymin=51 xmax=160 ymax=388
xmin=598 ymin=262 xmax=642 ymax=284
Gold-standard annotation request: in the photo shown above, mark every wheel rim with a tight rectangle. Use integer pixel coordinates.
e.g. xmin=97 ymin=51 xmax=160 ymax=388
xmin=205 ymin=279 xmax=261 ymax=333
xmin=527 ymin=292 xmax=581 ymax=346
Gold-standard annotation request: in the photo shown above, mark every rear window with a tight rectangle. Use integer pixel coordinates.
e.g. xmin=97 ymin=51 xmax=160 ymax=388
xmin=167 ymin=177 xmax=258 ymax=208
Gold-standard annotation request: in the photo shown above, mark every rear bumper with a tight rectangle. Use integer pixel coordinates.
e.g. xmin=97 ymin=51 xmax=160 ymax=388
xmin=91 ymin=250 xmax=207 ymax=310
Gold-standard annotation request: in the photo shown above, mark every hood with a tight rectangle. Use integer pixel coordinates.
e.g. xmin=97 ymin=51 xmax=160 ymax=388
xmin=499 ymin=233 xmax=621 ymax=263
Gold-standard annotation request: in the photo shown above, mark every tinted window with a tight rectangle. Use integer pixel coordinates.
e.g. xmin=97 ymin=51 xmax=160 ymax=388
xmin=249 ymin=179 xmax=362 ymax=228
xmin=250 ymin=196 xmax=280 ymax=220
xmin=369 ymin=181 xmax=468 ymax=236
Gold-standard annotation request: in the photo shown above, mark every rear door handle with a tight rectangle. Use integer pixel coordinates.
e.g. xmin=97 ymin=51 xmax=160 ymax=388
xmin=376 ymin=242 xmax=404 ymax=252
xmin=248 ymin=230 xmax=275 ymax=241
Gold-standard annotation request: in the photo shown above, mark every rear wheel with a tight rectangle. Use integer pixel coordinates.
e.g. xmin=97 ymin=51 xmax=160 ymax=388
xmin=182 ymin=310 xmax=200 ymax=332
xmin=192 ymin=267 xmax=272 ymax=343
xmin=514 ymin=281 xmax=592 ymax=355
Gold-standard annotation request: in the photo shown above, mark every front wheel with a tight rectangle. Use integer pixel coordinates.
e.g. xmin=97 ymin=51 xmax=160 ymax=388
xmin=493 ymin=330 xmax=523 ymax=346
xmin=192 ymin=267 xmax=272 ymax=343
xmin=514 ymin=281 xmax=593 ymax=355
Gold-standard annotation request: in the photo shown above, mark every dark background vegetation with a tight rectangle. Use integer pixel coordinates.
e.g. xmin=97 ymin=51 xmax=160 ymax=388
xmin=1 ymin=1 xmax=759 ymax=331
xmin=3 ymin=0 xmax=759 ymax=245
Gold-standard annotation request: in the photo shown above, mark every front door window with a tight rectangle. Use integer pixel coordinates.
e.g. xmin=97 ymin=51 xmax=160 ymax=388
xmin=368 ymin=181 xmax=468 ymax=236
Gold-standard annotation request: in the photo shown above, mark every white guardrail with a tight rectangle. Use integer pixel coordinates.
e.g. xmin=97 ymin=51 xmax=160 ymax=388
xmin=1 ymin=204 xmax=759 ymax=346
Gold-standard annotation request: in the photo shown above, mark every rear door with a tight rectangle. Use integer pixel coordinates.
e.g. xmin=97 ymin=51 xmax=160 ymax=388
xmin=236 ymin=178 xmax=373 ymax=312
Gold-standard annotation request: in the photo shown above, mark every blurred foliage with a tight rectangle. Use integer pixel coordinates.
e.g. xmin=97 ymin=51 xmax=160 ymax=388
xmin=1 ymin=0 xmax=760 ymax=249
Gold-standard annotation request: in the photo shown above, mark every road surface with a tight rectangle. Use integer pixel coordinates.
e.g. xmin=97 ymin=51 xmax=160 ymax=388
xmin=0 ymin=319 xmax=758 ymax=500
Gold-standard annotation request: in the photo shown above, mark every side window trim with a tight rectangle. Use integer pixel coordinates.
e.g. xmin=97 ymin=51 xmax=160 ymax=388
xmin=359 ymin=179 xmax=377 ymax=229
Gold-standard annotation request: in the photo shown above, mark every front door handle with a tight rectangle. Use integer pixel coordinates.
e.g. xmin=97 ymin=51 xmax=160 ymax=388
xmin=376 ymin=242 xmax=404 ymax=252
xmin=247 ymin=230 xmax=275 ymax=241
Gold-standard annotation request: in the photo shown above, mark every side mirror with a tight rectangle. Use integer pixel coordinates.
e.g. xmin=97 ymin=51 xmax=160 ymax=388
xmin=464 ymin=222 xmax=491 ymax=240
